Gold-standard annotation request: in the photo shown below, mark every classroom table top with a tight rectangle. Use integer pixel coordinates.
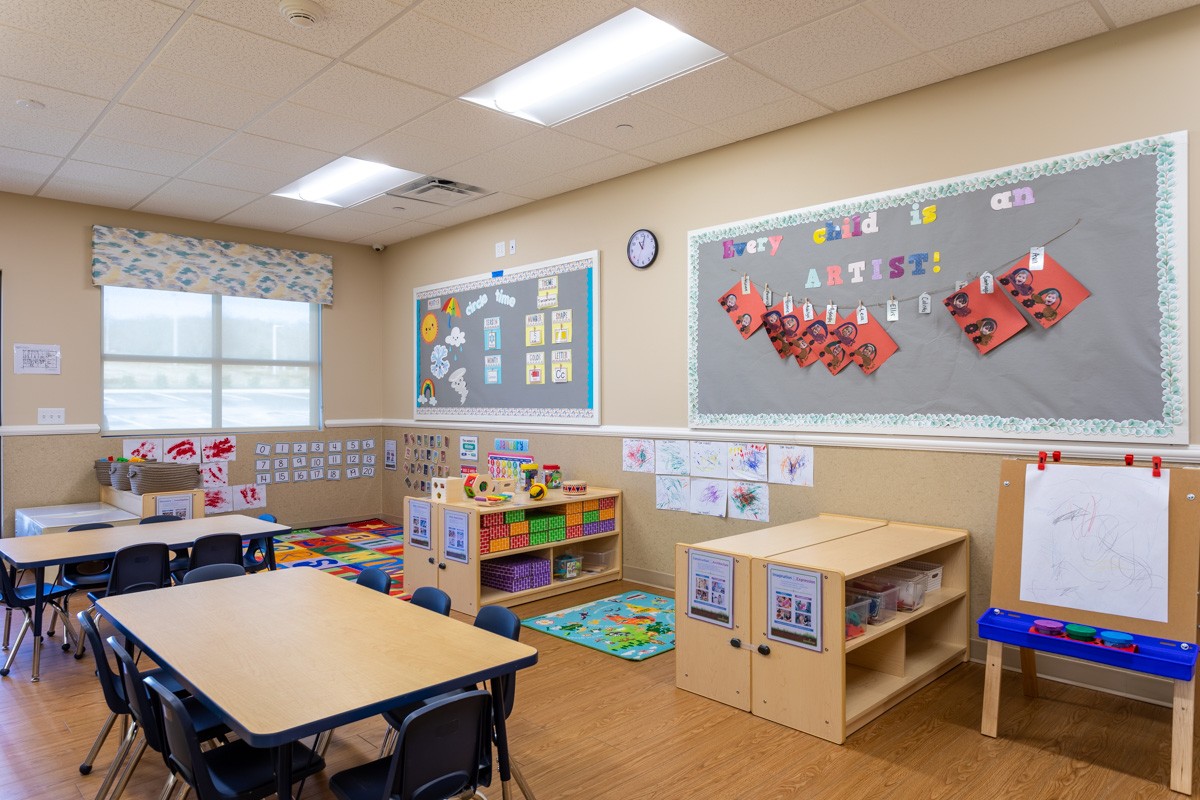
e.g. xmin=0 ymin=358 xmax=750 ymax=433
xmin=96 ymin=566 xmax=539 ymax=747
xmin=0 ymin=514 xmax=289 ymax=569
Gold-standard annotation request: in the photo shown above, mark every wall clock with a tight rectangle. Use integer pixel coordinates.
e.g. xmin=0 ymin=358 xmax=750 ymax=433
xmin=627 ymin=228 xmax=658 ymax=269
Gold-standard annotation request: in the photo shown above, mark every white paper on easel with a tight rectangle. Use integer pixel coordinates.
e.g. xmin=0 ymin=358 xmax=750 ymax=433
xmin=1019 ymin=464 xmax=1170 ymax=622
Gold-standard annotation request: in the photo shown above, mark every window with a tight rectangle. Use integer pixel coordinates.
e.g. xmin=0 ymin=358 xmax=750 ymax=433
xmin=102 ymin=287 xmax=321 ymax=432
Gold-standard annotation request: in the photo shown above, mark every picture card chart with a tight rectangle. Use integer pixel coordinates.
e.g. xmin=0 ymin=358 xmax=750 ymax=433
xmin=688 ymin=550 xmax=734 ymax=627
xmin=403 ymin=432 xmax=449 ymax=493
xmin=413 ymin=251 xmax=599 ymax=425
xmin=1019 ymin=464 xmax=1170 ymax=623
xmin=766 ymin=565 xmax=822 ymax=652
xmin=689 ymin=133 xmax=1188 ymax=443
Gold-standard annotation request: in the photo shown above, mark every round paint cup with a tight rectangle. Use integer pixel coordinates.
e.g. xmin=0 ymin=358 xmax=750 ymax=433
xmin=1099 ymin=630 xmax=1134 ymax=648
xmin=1064 ymin=623 xmax=1097 ymax=642
xmin=1033 ymin=619 xmax=1064 ymax=636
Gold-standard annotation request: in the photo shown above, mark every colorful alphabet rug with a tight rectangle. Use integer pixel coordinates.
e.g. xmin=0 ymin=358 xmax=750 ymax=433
xmin=274 ymin=518 xmax=406 ymax=596
xmin=521 ymin=591 xmax=675 ymax=661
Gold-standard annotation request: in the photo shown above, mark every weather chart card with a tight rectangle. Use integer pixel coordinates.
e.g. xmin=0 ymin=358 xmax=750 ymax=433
xmin=848 ymin=310 xmax=899 ymax=375
xmin=998 ymin=251 xmax=1091 ymax=329
xmin=717 ymin=278 xmax=767 ymax=339
xmin=816 ymin=316 xmax=855 ymax=375
xmin=943 ymin=282 xmax=1027 ymax=355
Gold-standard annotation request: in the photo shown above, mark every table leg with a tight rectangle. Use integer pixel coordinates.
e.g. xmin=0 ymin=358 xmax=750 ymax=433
xmin=265 ymin=537 xmax=278 ymax=571
xmin=1172 ymin=678 xmax=1195 ymax=795
xmin=30 ymin=567 xmax=45 ymax=682
xmin=1019 ymin=647 xmax=1039 ymax=698
xmin=491 ymin=676 xmax=514 ymax=800
xmin=981 ymin=639 xmax=1003 ymax=737
xmin=275 ymin=744 xmax=294 ymax=800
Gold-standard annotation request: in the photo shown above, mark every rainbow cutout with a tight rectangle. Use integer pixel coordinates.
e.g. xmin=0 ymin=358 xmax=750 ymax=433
xmin=419 ymin=379 xmax=435 ymax=401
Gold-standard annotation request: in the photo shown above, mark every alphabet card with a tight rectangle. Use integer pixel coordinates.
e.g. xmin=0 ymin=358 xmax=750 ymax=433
xmin=847 ymin=311 xmax=899 ymax=375
xmin=717 ymin=278 xmax=767 ymax=339
xmin=997 ymin=251 xmax=1090 ymax=329
xmin=943 ymin=283 xmax=1027 ymax=354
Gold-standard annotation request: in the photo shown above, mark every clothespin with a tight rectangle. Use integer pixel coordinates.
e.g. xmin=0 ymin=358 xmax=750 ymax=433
xmin=1153 ymin=456 xmax=1162 ymax=477
xmin=1124 ymin=453 xmax=1134 ymax=466
xmin=1038 ymin=451 xmax=1047 ymax=470
xmin=1052 ymin=451 xmax=1061 ymax=463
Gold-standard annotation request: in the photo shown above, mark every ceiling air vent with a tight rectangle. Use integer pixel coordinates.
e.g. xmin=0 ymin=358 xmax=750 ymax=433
xmin=386 ymin=177 xmax=493 ymax=207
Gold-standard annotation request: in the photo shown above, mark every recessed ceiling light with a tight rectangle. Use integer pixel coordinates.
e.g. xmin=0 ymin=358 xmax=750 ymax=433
xmin=616 ymin=124 xmax=634 ymax=132
xmin=461 ymin=9 xmax=723 ymax=126
xmin=15 ymin=99 xmax=45 ymax=110
xmin=272 ymin=157 xmax=424 ymax=207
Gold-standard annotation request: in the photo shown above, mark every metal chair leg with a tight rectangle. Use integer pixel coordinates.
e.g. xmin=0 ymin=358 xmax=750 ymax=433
xmin=379 ymin=725 xmax=398 ymax=758
xmin=80 ymin=710 xmax=120 ymax=774
xmin=3 ymin=606 xmax=12 ymax=650
xmin=93 ymin=721 xmax=138 ymax=800
xmin=156 ymin=772 xmax=178 ymax=800
xmin=0 ymin=613 xmax=31 ymax=677
xmin=107 ymin=735 xmax=148 ymax=800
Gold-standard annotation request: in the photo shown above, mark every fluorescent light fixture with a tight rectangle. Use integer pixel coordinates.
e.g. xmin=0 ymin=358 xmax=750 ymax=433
xmin=461 ymin=9 xmax=723 ymax=126
xmin=273 ymin=156 xmax=423 ymax=207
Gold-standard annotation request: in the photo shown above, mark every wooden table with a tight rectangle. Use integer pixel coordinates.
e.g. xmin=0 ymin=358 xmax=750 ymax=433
xmin=0 ymin=514 xmax=289 ymax=680
xmin=96 ymin=567 xmax=539 ymax=800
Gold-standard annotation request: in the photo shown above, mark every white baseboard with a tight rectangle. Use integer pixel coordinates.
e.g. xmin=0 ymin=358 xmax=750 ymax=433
xmin=622 ymin=565 xmax=673 ymax=592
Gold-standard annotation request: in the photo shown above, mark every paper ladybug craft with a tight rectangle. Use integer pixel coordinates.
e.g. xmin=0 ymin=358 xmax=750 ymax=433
xmin=718 ymin=280 xmax=767 ymax=339
xmin=762 ymin=302 xmax=805 ymax=361
xmin=817 ymin=316 xmax=856 ymax=375
xmin=997 ymin=252 xmax=1090 ymax=329
xmin=944 ymin=282 xmax=1027 ymax=355
xmin=795 ymin=318 xmax=829 ymax=368
xmin=847 ymin=310 xmax=899 ymax=375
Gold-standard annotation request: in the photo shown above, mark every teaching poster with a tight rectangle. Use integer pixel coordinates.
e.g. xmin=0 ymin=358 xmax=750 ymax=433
xmin=766 ymin=565 xmax=822 ymax=652
xmin=443 ymin=509 xmax=470 ymax=564
xmin=688 ymin=133 xmax=1188 ymax=443
xmin=408 ymin=499 xmax=431 ymax=550
xmin=687 ymin=550 xmax=734 ymax=627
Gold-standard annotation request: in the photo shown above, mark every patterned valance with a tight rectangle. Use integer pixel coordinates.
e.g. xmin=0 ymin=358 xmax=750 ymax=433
xmin=91 ymin=225 xmax=333 ymax=305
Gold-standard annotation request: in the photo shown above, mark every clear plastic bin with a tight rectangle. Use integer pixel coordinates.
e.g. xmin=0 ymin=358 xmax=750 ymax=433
xmin=845 ymin=597 xmax=871 ymax=639
xmin=872 ymin=569 xmax=927 ymax=611
xmin=581 ymin=549 xmax=616 ymax=573
xmin=845 ymin=580 xmax=898 ymax=624
xmin=897 ymin=559 xmax=943 ymax=591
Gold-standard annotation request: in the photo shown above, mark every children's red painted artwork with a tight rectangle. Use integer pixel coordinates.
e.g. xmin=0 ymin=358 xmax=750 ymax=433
xmin=165 ymin=437 xmax=200 ymax=464
xmin=717 ymin=280 xmax=767 ymax=340
xmin=944 ymin=283 xmax=1028 ymax=355
xmin=202 ymin=436 xmax=237 ymax=462
xmin=761 ymin=302 xmax=805 ymax=361
xmin=997 ymin=252 xmax=1090 ymax=329
xmin=817 ymin=315 xmax=856 ymax=375
xmin=847 ymin=310 xmax=899 ymax=375
xmin=204 ymin=488 xmax=231 ymax=513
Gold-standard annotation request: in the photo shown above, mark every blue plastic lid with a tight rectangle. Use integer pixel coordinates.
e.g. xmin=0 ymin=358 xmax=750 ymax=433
xmin=1100 ymin=630 xmax=1133 ymax=646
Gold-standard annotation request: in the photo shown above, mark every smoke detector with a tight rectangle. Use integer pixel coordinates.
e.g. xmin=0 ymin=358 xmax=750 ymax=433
xmin=279 ymin=0 xmax=324 ymax=28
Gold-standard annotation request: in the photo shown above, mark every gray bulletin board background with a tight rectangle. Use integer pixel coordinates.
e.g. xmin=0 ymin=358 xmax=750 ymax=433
xmin=687 ymin=133 xmax=1188 ymax=443
xmin=414 ymin=251 xmax=599 ymax=424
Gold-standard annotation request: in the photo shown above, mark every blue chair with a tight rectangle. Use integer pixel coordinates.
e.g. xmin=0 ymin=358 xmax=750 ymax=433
xmin=331 ymin=690 xmax=492 ymax=800
xmin=60 ymin=522 xmax=115 ymax=597
xmin=145 ymin=675 xmax=325 ymax=800
xmin=76 ymin=542 xmax=172 ymax=658
xmin=377 ymin=587 xmax=454 ymax=755
xmin=182 ymin=563 xmax=246 ymax=584
xmin=140 ymin=514 xmax=190 ymax=572
xmin=409 ymin=586 xmax=451 ymax=615
xmin=173 ymin=533 xmax=243 ymax=583
xmin=355 ymin=567 xmax=391 ymax=595
xmin=242 ymin=513 xmax=276 ymax=573
xmin=0 ymin=561 xmax=77 ymax=680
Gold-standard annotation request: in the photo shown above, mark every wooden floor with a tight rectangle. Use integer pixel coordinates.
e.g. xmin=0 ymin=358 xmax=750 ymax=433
xmin=0 ymin=579 xmax=1194 ymax=799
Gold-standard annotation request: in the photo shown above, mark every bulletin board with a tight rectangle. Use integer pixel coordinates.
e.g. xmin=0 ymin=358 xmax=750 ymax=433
xmin=688 ymin=133 xmax=1189 ymax=443
xmin=414 ymin=251 xmax=599 ymax=425
xmin=991 ymin=459 xmax=1200 ymax=641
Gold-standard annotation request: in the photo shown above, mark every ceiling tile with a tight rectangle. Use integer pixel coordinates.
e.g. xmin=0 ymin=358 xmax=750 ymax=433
xmin=0 ymin=0 xmax=182 ymax=60
xmin=490 ymin=129 xmax=617 ymax=172
xmin=0 ymin=76 xmax=109 ymax=131
xmin=509 ymin=173 xmax=586 ymax=200
xmin=212 ymin=133 xmax=337 ymax=176
xmin=933 ymin=3 xmax=1108 ymax=75
xmin=555 ymin=98 xmax=696 ymax=150
xmin=121 ymin=66 xmax=277 ymax=129
xmin=288 ymin=208 xmax=401 ymax=240
xmin=217 ymin=195 xmax=337 ymax=232
xmin=40 ymin=160 xmax=167 ymax=206
xmin=193 ymin=0 xmax=403 ymax=57
xmin=246 ymin=103 xmax=385 ymax=153
xmin=38 ymin=180 xmax=153 ymax=209
xmin=348 ymin=194 xmax=448 ymax=221
xmin=350 ymin=129 xmax=467 ymax=175
xmin=562 ymin=153 xmax=656 ymax=184
xmin=0 ymin=145 xmax=59 ymax=193
xmin=738 ymin=6 xmax=921 ymax=92
xmin=639 ymin=0 xmax=858 ymax=52
xmin=706 ymin=94 xmax=829 ymax=141
xmin=153 ymin=16 xmax=331 ymax=98
xmin=439 ymin=153 xmax=554 ymax=192
xmin=51 ymin=159 xmax=168 ymax=190
xmin=134 ymin=178 xmax=259 ymax=220
xmin=419 ymin=193 xmax=531 ymax=227
xmin=1099 ymin=0 xmax=1200 ymax=25
xmin=73 ymin=134 xmax=199 ymax=176
xmin=636 ymin=59 xmax=794 ymax=125
xmin=346 ymin=12 xmax=524 ymax=96
xmin=93 ymin=105 xmax=233 ymax=155
xmin=288 ymin=63 xmax=448 ymax=129
xmin=0 ymin=116 xmax=85 ymax=157
xmin=399 ymin=101 xmax=539 ymax=155
xmin=356 ymin=219 xmax=444 ymax=245
xmin=629 ymin=127 xmax=733 ymax=163
xmin=807 ymin=54 xmax=954 ymax=110
xmin=0 ymin=24 xmax=141 ymax=99
xmin=867 ymin=0 xmax=1079 ymax=50
xmin=181 ymin=158 xmax=293 ymax=194
xmin=416 ymin=0 xmax=626 ymax=56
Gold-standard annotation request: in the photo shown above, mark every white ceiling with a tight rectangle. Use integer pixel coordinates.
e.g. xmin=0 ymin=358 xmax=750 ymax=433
xmin=0 ymin=0 xmax=1194 ymax=247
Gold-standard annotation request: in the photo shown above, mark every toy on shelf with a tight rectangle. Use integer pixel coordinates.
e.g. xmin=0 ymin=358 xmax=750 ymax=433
xmin=563 ymin=480 xmax=587 ymax=496
xmin=528 ymin=482 xmax=547 ymax=500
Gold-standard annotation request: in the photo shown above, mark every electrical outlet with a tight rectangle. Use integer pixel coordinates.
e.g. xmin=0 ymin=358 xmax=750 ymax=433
xmin=509 ymin=239 xmax=516 ymax=255
xmin=37 ymin=407 xmax=65 ymax=425
xmin=495 ymin=241 xmax=505 ymax=258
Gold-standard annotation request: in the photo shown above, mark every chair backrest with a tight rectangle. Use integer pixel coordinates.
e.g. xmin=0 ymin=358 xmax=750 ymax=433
xmin=182 ymin=563 xmax=246 ymax=584
xmin=106 ymin=542 xmax=171 ymax=596
xmin=409 ymin=586 xmax=451 ymax=615
xmin=107 ymin=635 xmax=168 ymax=756
xmin=473 ymin=605 xmax=521 ymax=719
xmin=257 ymin=513 xmax=277 ymax=523
xmin=187 ymin=533 xmax=243 ymax=570
xmin=77 ymin=612 xmax=129 ymax=717
xmin=393 ymin=689 xmax=492 ymax=800
xmin=0 ymin=565 xmax=22 ymax=606
xmin=67 ymin=522 xmax=114 ymax=532
xmin=144 ymin=676 xmax=214 ymax=799
xmin=140 ymin=514 xmax=180 ymax=525
xmin=355 ymin=567 xmax=391 ymax=595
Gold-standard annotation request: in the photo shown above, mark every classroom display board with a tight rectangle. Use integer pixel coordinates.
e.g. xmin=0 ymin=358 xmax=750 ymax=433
xmin=688 ymin=133 xmax=1188 ymax=442
xmin=414 ymin=252 xmax=599 ymax=424
xmin=992 ymin=459 xmax=1200 ymax=642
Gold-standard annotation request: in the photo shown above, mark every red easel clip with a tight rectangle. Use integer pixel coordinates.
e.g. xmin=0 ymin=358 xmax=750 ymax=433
xmin=1038 ymin=451 xmax=1047 ymax=470
xmin=1124 ymin=453 xmax=1134 ymax=466
xmin=1153 ymin=456 xmax=1162 ymax=478
xmin=1052 ymin=451 xmax=1061 ymax=463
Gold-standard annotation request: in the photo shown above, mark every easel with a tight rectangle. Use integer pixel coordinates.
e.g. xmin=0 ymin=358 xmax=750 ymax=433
xmin=981 ymin=457 xmax=1200 ymax=794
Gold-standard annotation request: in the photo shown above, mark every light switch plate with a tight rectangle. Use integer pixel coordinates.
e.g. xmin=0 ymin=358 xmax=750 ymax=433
xmin=509 ymin=239 xmax=516 ymax=255
xmin=495 ymin=241 xmax=505 ymax=258
xmin=37 ymin=407 xmax=65 ymax=424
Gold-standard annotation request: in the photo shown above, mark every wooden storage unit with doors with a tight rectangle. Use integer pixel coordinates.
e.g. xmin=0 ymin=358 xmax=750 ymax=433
xmin=101 ymin=486 xmax=205 ymax=519
xmin=404 ymin=488 xmax=621 ymax=615
xmin=751 ymin=522 xmax=969 ymax=743
xmin=675 ymin=514 xmax=887 ymax=711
